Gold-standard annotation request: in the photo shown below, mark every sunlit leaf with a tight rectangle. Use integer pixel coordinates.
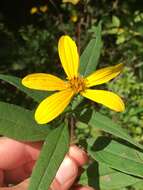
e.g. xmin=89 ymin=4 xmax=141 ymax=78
xmin=87 ymin=111 xmax=143 ymax=149
xmin=89 ymin=137 xmax=143 ymax=178
xmin=79 ymin=162 xmax=142 ymax=190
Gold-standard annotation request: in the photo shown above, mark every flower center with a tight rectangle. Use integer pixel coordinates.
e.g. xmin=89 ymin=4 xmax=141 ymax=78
xmin=69 ymin=76 xmax=86 ymax=94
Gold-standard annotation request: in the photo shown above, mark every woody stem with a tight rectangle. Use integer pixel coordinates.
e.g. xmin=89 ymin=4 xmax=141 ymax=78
xmin=69 ymin=116 xmax=76 ymax=144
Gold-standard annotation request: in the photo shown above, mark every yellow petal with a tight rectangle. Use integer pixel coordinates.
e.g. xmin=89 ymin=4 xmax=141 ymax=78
xmin=81 ymin=89 xmax=125 ymax=112
xmin=35 ymin=89 xmax=74 ymax=124
xmin=22 ymin=73 xmax=68 ymax=91
xmin=85 ymin=63 xmax=123 ymax=87
xmin=58 ymin=35 xmax=79 ymax=79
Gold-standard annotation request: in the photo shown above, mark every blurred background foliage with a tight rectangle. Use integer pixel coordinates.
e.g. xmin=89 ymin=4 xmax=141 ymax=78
xmin=0 ymin=0 xmax=143 ymax=148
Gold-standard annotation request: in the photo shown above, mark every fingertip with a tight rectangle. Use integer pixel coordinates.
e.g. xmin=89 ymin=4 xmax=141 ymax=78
xmin=68 ymin=145 xmax=88 ymax=166
xmin=56 ymin=155 xmax=78 ymax=185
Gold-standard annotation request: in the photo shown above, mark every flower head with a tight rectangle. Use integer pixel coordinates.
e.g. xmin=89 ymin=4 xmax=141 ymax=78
xmin=22 ymin=35 xmax=125 ymax=124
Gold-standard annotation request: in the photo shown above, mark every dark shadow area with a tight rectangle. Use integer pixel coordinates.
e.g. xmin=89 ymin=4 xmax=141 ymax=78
xmin=86 ymin=162 xmax=100 ymax=190
xmin=75 ymin=105 xmax=93 ymax=124
xmin=91 ymin=135 xmax=143 ymax=154
xmin=0 ymin=0 xmax=32 ymax=28
xmin=81 ymin=137 xmax=111 ymax=190
xmin=91 ymin=136 xmax=111 ymax=152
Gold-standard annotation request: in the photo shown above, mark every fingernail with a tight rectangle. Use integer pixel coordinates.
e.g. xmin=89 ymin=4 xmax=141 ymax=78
xmin=56 ymin=156 xmax=77 ymax=184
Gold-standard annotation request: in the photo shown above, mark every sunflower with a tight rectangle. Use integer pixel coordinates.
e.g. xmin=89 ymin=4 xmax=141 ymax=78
xmin=22 ymin=35 xmax=125 ymax=124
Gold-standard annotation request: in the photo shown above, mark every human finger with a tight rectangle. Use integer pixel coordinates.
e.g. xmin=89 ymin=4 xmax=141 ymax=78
xmin=0 ymin=138 xmax=89 ymax=190
xmin=68 ymin=145 xmax=88 ymax=166
xmin=0 ymin=178 xmax=29 ymax=190
xmin=53 ymin=146 xmax=88 ymax=190
xmin=2 ymin=148 xmax=88 ymax=190
xmin=0 ymin=137 xmax=42 ymax=170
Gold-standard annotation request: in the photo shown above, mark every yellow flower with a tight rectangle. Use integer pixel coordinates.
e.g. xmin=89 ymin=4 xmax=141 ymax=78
xmin=22 ymin=35 xmax=125 ymax=124
xmin=70 ymin=15 xmax=78 ymax=22
xmin=40 ymin=5 xmax=48 ymax=13
xmin=62 ymin=0 xmax=80 ymax=5
xmin=30 ymin=7 xmax=38 ymax=15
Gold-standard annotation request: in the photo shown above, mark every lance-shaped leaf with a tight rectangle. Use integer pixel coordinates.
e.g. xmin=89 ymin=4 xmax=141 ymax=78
xmin=29 ymin=123 xmax=69 ymax=190
xmin=0 ymin=101 xmax=51 ymax=141
xmin=78 ymin=110 xmax=143 ymax=150
xmin=79 ymin=22 xmax=103 ymax=76
xmin=89 ymin=137 xmax=143 ymax=178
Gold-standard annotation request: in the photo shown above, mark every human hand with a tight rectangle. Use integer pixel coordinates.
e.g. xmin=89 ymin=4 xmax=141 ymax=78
xmin=0 ymin=137 xmax=93 ymax=190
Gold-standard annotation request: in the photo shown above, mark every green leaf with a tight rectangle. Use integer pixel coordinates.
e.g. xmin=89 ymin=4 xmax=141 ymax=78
xmin=116 ymin=34 xmax=125 ymax=44
xmin=0 ymin=74 xmax=50 ymax=102
xmin=88 ymin=111 xmax=143 ymax=150
xmin=89 ymin=137 xmax=143 ymax=178
xmin=29 ymin=123 xmax=69 ymax=190
xmin=79 ymin=22 xmax=103 ymax=76
xmin=132 ymin=180 xmax=143 ymax=190
xmin=0 ymin=101 xmax=51 ymax=141
xmin=79 ymin=162 xmax=142 ymax=190
xmin=130 ymin=107 xmax=143 ymax=116
xmin=112 ymin=15 xmax=120 ymax=27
